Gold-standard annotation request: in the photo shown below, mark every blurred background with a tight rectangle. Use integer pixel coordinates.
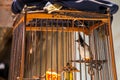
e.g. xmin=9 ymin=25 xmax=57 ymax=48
xmin=0 ymin=0 xmax=119 ymax=80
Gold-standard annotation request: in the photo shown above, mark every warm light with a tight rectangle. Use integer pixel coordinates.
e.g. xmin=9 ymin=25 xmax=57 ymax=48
xmin=84 ymin=57 xmax=91 ymax=61
xmin=29 ymin=48 xmax=33 ymax=54
xmin=46 ymin=71 xmax=60 ymax=80
xmin=16 ymin=77 xmax=20 ymax=80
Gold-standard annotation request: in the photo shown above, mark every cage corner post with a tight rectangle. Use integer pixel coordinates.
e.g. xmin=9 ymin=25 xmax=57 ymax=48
xmin=108 ymin=12 xmax=117 ymax=80
xmin=8 ymin=14 xmax=26 ymax=80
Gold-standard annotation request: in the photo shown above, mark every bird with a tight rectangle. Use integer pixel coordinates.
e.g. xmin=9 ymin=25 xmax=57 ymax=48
xmin=76 ymin=33 xmax=93 ymax=60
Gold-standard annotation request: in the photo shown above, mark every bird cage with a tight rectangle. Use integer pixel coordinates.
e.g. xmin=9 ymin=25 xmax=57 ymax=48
xmin=9 ymin=9 xmax=117 ymax=80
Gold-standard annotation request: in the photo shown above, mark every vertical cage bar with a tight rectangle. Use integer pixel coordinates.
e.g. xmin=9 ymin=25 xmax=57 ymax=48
xmin=107 ymin=13 xmax=117 ymax=80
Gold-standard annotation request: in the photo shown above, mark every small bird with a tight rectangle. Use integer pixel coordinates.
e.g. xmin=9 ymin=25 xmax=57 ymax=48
xmin=76 ymin=33 xmax=93 ymax=60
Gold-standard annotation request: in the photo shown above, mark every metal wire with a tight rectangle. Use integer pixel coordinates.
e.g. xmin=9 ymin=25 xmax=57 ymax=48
xmin=74 ymin=31 xmax=77 ymax=80
xmin=61 ymin=20 xmax=64 ymax=68
xmin=52 ymin=19 xmax=58 ymax=80
xmin=39 ymin=19 xmax=43 ymax=80
xmin=45 ymin=19 xmax=48 ymax=80
xmin=50 ymin=19 xmax=54 ymax=80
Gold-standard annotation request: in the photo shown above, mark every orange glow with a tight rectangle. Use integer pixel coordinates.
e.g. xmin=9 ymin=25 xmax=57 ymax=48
xmin=29 ymin=48 xmax=32 ymax=54
xmin=46 ymin=71 xmax=60 ymax=80
xmin=84 ymin=57 xmax=91 ymax=61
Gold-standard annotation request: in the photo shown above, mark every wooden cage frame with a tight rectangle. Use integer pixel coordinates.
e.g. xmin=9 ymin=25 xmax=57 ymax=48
xmin=9 ymin=10 xmax=117 ymax=80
